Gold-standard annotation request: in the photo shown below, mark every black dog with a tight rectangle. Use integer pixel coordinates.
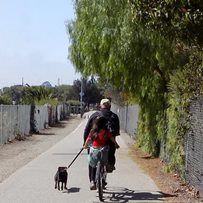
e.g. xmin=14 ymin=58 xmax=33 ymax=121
xmin=54 ymin=167 xmax=68 ymax=190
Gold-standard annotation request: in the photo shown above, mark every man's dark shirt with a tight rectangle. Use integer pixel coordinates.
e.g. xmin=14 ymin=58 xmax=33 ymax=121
xmin=83 ymin=109 xmax=120 ymax=143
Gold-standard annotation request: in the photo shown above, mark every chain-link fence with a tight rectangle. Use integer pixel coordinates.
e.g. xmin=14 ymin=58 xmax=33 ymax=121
xmin=111 ymin=103 xmax=139 ymax=138
xmin=185 ymin=96 xmax=203 ymax=194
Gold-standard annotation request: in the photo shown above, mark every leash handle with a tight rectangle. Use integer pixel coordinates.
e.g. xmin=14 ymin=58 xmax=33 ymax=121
xmin=67 ymin=148 xmax=84 ymax=169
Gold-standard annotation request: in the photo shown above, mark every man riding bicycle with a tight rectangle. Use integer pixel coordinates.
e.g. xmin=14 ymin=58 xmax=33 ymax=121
xmin=83 ymin=116 xmax=120 ymax=190
xmin=84 ymin=98 xmax=120 ymax=189
xmin=84 ymin=99 xmax=120 ymax=164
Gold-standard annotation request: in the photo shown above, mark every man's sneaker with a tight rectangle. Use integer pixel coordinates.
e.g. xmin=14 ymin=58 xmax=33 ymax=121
xmin=102 ymin=180 xmax=107 ymax=188
xmin=90 ymin=181 xmax=96 ymax=190
xmin=102 ymin=180 xmax=107 ymax=186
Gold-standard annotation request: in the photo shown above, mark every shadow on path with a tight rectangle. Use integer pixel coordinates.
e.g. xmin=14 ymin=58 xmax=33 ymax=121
xmin=62 ymin=187 xmax=80 ymax=194
xmin=37 ymin=132 xmax=55 ymax=135
xmin=52 ymin=153 xmax=87 ymax=156
xmin=50 ymin=123 xmax=66 ymax=128
xmin=102 ymin=187 xmax=175 ymax=202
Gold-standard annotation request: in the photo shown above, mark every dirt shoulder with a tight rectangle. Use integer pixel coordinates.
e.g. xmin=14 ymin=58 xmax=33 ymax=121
xmin=129 ymin=146 xmax=201 ymax=203
xmin=0 ymin=115 xmax=82 ymax=183
xmin=121 ymin=132 xmax=199 ymax=203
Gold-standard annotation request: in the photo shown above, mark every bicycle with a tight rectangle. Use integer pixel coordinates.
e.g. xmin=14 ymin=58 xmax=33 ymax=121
xmin=88 ymin=144 xmax=119 ymax=202
xmin=94 ymin=146 xmax=109 ymax=202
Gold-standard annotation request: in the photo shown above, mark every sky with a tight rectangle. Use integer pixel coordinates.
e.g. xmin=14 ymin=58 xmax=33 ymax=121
xmin=0 ymin=0 xmax=79 ymax=88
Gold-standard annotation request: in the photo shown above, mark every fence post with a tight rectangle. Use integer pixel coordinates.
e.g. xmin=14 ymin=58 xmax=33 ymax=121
xmin=10 ymin=105 xmax=12 ymax=141
xmin=125 ymin=103 xmax=128 ymax=132
xmin=0 ymin=105 xmax=2 ymax=144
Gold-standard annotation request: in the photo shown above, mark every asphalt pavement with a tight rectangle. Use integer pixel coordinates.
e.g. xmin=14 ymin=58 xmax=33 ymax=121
xmin=0 ymin=114 xmax=164 ymax=203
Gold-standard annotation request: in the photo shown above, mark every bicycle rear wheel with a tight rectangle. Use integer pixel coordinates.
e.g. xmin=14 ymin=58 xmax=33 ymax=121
xmin=96 ymin=162 xmax=103 ymax=201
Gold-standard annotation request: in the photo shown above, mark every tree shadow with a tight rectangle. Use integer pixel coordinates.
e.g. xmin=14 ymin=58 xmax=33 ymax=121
xmin=140 ymin=155 xmax=153 ymax=159
xmin=37 ymin=132 xmax=55 ymax=135
xmin=52 ymin=152 xmax=87 ymax=156
xmin=102 ymin=187 xmax=176 ymax=203
xmin=50 ymin=123 xmax=66 ymax=128
xmin=62 ymin=187 xmax=80 ymax=194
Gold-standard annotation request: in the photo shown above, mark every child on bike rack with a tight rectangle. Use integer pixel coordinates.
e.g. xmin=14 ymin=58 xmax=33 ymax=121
xmin=83 ymin=116 xmax=120 ymax=190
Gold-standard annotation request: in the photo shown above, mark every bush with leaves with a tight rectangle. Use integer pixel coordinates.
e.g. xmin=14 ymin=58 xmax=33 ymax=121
xmin=165 ymin=50 xmax=203 ymax=176
xmin=0 ymin=95 xmax=12 ymax=105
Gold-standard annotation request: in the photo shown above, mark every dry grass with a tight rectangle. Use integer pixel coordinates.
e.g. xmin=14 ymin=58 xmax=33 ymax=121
xmin=129 ymin=146 xmax=200 ymax=203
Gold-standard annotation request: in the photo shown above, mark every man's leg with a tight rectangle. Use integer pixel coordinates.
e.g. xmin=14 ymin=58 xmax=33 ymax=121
xmin=107 ymin=140 xmax=116 ymax=172
xmin=108 ymin=145 xmax=116 ymax=166
xmin=89 ymin=164 xmax=92 ymax=182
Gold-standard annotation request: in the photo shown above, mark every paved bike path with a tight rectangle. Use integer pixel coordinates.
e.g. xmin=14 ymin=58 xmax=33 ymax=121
xmin=0 ymin=116 xmax=164 ymax=203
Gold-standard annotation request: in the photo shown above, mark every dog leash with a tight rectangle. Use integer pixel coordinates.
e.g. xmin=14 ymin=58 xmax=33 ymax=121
xmin=67 ymin=148 xmax=84 ymax=169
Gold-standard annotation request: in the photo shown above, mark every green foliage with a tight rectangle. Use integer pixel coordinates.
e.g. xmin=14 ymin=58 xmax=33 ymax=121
xmin=68 ymin=0 xmax=180 ymax=157
xmin=104 ymin=84 xmax=130 ymax=106
xmin=0 ymin=78 xmax=103 ymax=107
xmin=72 ymin=77 xmax=104 ymax=105
xmin=52 ymin=85 xmax=78 ymax=102
xmin=22 ymin=86 xmax=53 ymax=105
xmin=66 ymin=100 xmax=80 ymax=106
xmin=2 ymin=85 xmax=24 ymax=104
xmin=131 ymin=0 xmax=203 ymax=46
xmin=165 ymin=50 xmax=203 ymax=176
xmin=136 ymin=75 xmax=167 ymax=156
xmin=35 ymin=98 xmax=59 ymax=106
xmin=68 ymin=0 xmax=203 ymax=177
xmin=0 ymin=95 xmax=12 ymax=105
